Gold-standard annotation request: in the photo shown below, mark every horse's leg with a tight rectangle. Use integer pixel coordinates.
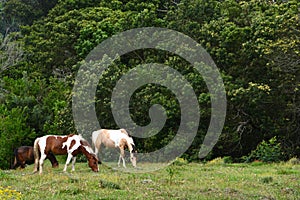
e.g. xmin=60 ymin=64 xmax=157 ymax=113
xmin=122 ymin=156 xmax=126 ymax=168
xmin=33 ymin=157 xmax=39 ymax=173
xmin=12 ymin=156 xmax=19 ymax=169
xmin=118 ymin=154 xmax=121 ymax=167
xmin=71 ymin=157 xmax=76 ymax=171
xmin=94 ymin=145 xmax=99 ymax=156
xmin=119 ymin=147 xmax=126 ymax=168
xmin=63 ymin=153 xmax=73 ymax=172
xmin=39 ymin=154 xmax=47 ymax=174
xmin=20 ymin=161 xmax=26 ymax=168
xmin=94 ymin=145 xmax=102 ymax=164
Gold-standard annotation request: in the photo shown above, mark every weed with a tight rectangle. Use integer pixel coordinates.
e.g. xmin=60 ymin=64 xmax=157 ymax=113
xmin=260 ymin=176 xmax=273 ymax=184
xmin=99 ymin=179 xmax=121 ymax=190
xmin=166 ymin=165 xmax=179 ymax=185
xmin=0 ymin=186 xmax=22 ymax=200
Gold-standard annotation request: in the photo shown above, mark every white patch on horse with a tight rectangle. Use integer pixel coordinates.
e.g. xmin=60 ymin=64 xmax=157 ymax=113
xmin=83 ymin=145 xmax=94 ymax=154
xmin=39 ymin=136 xmax=48 ymax=154
xmin=108 ymin=130 xmax=129 ymax=147
xmin=62 ymin=135 xmax=81 ymax=153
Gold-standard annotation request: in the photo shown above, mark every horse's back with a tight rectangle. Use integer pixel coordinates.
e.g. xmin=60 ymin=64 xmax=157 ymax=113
xmin=13 ymin=146 xmax=34 ymax=169
xmin=17 ymin=146 xmax=34 ymax=161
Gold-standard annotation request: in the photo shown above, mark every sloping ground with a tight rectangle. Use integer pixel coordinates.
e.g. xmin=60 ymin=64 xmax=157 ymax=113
xmin=0 ymin=161 xmax=299 ymax=199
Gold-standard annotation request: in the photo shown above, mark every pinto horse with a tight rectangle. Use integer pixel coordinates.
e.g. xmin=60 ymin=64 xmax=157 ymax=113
xmin=92 ymin=129 xmax=137 ymax=168
xmin=12 ymin=146 xmax=58 ymax=169
xmin=33 ymin=134 xmax=99 ymax=174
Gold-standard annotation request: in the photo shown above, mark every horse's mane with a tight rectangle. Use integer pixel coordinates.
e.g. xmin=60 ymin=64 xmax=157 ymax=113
xmin=78 ymin=134 xmax=93 ymax=149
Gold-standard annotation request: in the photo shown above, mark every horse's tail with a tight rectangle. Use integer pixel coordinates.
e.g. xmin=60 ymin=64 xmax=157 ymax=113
xmin=33 ymin=137 xmax=40 ymax=173
xmin=11 ymin=148 xmax=18 ymax=169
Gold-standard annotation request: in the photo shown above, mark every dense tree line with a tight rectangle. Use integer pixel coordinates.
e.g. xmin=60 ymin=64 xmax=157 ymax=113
xmin=0 ymin=0 xmax=299 ymax=168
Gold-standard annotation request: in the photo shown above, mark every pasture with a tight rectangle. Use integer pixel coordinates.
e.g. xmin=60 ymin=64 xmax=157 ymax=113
xmin=0 ymin=159 xmax=299 ymax=200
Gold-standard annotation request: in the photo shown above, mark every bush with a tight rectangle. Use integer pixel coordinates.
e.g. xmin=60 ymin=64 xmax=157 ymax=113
xmin=245 ymin=136 xmax=283 ymax=163
xmin=172 ymin=157 xmax=188 ymax=166
xmin=206 ymin=157 xmax=224 ymax=165
xmin=223 ymin=156 xmax=233 ymax=164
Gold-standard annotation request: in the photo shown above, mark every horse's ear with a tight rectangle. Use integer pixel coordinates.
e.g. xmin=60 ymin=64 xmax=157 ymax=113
xmin=131 ymin=149 xmax=137 ymax=154
xmin=131 ymin=145 xmax=137 ymax=153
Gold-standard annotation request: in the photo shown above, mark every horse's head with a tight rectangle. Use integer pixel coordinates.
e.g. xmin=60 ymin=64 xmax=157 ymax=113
xmin=88 ymin=154 xmax=99 ymax=172
xmin=130 ymin=144 xmax=137 ymax=168
xmin=130 ymin=154 xmax=137 ymax=168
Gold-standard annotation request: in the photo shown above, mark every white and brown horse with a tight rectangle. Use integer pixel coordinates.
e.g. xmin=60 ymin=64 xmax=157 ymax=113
xmin=92 ymin=129 xmax=137 ymax=168
xmin=33 ymin=134 xmax=99 ymax=174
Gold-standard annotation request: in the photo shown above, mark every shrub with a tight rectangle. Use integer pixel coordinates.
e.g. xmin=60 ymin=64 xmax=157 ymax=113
xmin=245 ymin=136 xmax=283 ymax=163
xmin=223 ymin=156 xmax=233 ymax=164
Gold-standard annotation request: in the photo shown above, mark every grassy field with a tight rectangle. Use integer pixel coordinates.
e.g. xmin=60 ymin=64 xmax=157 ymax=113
xmin=0 ymin=158 xmax=299 ymax=200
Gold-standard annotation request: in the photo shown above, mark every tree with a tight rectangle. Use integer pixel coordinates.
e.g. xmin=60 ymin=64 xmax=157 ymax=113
xmin=0 ymin=31 xmax=23 ymax=74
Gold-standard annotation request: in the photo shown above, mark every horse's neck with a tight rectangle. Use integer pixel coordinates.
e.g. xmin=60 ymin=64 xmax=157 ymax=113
xmin=80 ymin=144 xmax=94 ymax=158
xmin=124 ymin=139 xmax=134 ymax=152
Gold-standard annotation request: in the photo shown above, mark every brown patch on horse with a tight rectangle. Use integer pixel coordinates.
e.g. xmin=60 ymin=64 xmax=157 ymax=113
xmin=69 ymin=139 xmax=76 ymax=150
xmin=45 ymin=135 xmax=69 ymax=155
xmin=119 ymin=138 xmax=128 ymax=149
xmin=102 ymin=129 xmax=110 ymax=139
xmin=100 ymin=129 xmax=116 ymax=147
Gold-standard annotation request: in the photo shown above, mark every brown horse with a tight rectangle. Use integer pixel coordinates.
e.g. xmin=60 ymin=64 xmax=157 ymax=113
xmin=11 ymin=146 xmax=58 ymax=169
xmin=33 ymin=134 xmax=99 ymax=174
xmin=92 ymin=129 xmax=137 ymax=168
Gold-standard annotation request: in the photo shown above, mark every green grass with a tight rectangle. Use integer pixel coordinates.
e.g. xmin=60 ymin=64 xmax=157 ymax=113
xmin=1 ymin=160 xmax=299 ymax=200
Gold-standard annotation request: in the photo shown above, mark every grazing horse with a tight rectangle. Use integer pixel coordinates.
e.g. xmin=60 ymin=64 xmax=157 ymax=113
xmin=92 ymin=129 xmax=137 ymax=168
xmin=33 ymin=134 xmax=99 ymax=174
xmin=12 ymin=146 xmax=58 ymax=169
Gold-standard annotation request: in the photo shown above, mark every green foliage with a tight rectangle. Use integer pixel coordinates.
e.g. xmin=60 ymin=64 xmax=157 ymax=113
xmin=245 ymin=137 xmax=283 ymax=163
xmin=172 ymin=157 xmax=188 ymax=166
xmin=223 ymin=156 xmax=233 ymax=164
xmin=0 ymin=0 xmax=299 ymax=166
xmin=0 ymin=0 xmax=58 ymax=33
